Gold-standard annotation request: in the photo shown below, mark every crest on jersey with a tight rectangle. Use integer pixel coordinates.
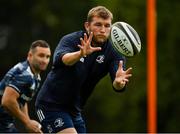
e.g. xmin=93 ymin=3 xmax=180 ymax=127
xmin=96 ymin=55 xmax=105 ymax=63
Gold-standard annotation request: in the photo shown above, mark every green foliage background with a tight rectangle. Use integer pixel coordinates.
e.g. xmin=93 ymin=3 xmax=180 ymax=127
xmin=0 ymin=0 xmax=179 ymax=132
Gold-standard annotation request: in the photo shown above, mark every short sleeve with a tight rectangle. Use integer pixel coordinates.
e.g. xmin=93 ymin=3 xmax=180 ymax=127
xmin=5 ymin=65 xmax=33 ymax=95
xmin=53 ymin=33 xmax=81 ymax=66
xmin=7 ymin=74 xmax=32 ymax=94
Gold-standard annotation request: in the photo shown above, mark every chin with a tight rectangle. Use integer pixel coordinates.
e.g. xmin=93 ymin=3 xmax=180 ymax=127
xmin=41 ymin=68 xmax=47 ymax=71
xmin=96 ymin=39 xmax=107 ymax=45
xmin=39 ymin=66 xmax=47 ymax=71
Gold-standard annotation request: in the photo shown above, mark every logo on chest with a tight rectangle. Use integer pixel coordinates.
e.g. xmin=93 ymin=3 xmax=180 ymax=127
xmin=96 ymin=55 xmax=105 ymax=63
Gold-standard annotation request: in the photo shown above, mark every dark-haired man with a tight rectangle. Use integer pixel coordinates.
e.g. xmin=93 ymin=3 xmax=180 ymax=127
xmin=0 ymin=40 xmax=51 ymax=133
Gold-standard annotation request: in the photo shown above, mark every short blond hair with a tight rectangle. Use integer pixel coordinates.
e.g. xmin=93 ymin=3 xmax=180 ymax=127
xmin=87 ymin=6 xmax=113 ymax=22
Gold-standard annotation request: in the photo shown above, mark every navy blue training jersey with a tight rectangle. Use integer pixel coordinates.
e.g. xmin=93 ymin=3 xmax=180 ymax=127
xmin=0 ymin=61 xmax=41 ymax=104
xmin=35 ymin=31 xmax=126 ymax=113
xmin=0 ymin=60 xmax=41 ymax=122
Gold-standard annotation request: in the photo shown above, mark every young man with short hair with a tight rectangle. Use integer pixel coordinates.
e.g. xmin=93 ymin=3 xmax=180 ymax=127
xmin=36 ymin=6 xmax=132 ymax=133
xmin=0 ymin=40 xmax=51 ymax=133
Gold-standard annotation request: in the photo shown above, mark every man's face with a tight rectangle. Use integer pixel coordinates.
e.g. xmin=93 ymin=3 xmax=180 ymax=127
xmin=29 ymin=47 xmax=51 ymax=73
xmin=85 ymin=16 xmax=112 ymax=46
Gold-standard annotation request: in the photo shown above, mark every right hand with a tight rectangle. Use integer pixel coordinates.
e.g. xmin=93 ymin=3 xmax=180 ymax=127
xmin=25 ymin=120 xmax=43 ymax=133
xmin=78 ymin=32 xmax=101 ymax=57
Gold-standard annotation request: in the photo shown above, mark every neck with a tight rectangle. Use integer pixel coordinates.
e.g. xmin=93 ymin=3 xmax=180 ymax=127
xmin=28 ymin=61 xmax=40 ymax=75
xmin=31 ymin=66 xmax=40 ymax=76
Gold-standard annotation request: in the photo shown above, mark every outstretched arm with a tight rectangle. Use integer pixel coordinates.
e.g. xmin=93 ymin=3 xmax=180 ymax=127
xmin=62 ymin=32 xmax=101 ymax=66
xmin=113 ymin=61 xmax=132 ymax=91
xmin=1 ymin=86 xmax=42 ymax=133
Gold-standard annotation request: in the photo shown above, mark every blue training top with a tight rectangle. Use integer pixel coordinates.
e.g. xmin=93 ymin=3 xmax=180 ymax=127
xmin=0 ymin=60 xmax=41 ymax=122
xmin=35 ymin=31 xmax=126 ymax=114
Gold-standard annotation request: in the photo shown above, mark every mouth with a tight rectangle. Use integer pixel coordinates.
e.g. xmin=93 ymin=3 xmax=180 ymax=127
xmin=39 ymin=63 xmax=48 ymax=69
xmin=97 ymin=35 xmax=106 ymax=38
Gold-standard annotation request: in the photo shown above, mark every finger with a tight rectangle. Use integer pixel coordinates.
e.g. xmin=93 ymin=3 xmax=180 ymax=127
xmin=125 ymin=67 xmax=132 ymax=74
xmin=78 ymin=45 xmax=85 ymax=56
xmin=80 ymin=38 xmax=85 ymax=46
xmin=123 ymin=78 xmax=129 ymax=82
xmin=91 ymin=47 xmax=101 ymax=52
xmin=38 ymin=124 xmax=42 ymax=129
xmin=37 ymin=129 xmax=43 ymax=133
xmin=118 ymin=60 xmax=123 ymax=71
xmin=84 ymin=33 xmax=88 ymax=42
xmin=88 ymin=32 xmax=93 ymax=44
xmin=78 ymin=44 xmax=83 ymax=49
xmin=40 ymin=130 xmax=43 ymax=134
xmin=125 ymin=74 xmax=132 ymax=78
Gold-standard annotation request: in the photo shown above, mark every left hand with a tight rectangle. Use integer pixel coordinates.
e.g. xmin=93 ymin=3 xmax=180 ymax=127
xmin=113 ymin=60 xmax=132 ymax=90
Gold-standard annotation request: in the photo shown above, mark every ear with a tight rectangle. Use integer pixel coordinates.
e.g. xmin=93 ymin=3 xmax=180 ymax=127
xmin=84 ymin=22 xmax=90 ymax=33
xmin=27 ymin=51 xmax=32 ymax=60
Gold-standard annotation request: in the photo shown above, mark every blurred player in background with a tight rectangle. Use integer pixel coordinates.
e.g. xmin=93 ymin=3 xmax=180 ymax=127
xmin=0 ymin=40 xmax=51 ymax=133
xmin=35 ymin=6 xmax=132 ymax=133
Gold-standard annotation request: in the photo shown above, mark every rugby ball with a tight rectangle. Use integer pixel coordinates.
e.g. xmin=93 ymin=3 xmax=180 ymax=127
xmin=110 ymin=22 xmax=141 ymax=57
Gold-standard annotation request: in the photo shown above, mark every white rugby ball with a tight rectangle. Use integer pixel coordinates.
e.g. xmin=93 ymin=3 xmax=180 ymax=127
xmin=110 ymin=22 xmax=141 ymax=57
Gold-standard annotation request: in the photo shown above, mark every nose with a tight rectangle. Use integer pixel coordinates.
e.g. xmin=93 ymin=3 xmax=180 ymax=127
xmin=100 ymin=26 xmax=106 ymax=33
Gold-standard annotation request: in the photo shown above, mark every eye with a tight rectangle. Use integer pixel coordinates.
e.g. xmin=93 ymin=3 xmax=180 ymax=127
xmin=38 ymin=53 xmax=45 ymax=58
xmin=105 ymin=24 xmax=111 ymax=28
xmin=94 ymin=23 xmax=102 ymax=27
xmin=46 ymin=55 xmax=50 ymax=59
